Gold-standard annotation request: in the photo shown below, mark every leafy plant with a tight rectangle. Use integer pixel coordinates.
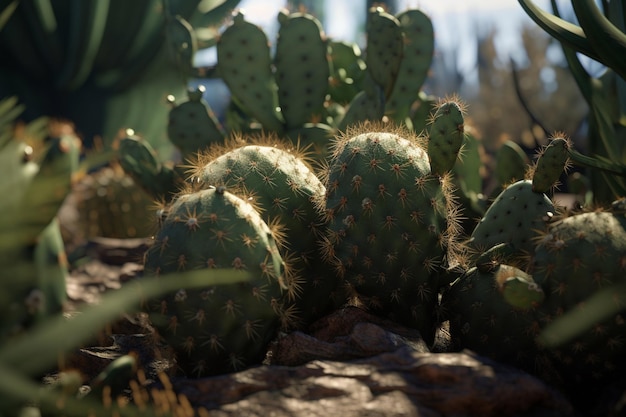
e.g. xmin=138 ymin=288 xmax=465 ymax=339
xmin=519 ymin=0 xmax=626 ymax=204
xmin=0 ymin=0 xmax=241 ymax=154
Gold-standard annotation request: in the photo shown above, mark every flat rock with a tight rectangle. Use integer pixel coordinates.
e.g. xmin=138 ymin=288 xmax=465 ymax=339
xmin=173 ymin=347 xmax=576 ymax=417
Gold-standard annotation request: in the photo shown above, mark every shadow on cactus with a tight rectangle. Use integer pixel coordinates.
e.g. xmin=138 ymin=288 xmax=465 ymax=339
xmin=443 ymin=131 xmax=626 ymax=403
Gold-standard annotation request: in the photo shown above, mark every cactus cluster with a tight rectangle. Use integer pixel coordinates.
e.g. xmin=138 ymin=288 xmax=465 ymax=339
xmin=444 ymin=207 xmax=626 ymax=386
xmin=11 ymin=2 xmax=612 ymax=404
xmin=443 ymin=134 xmax=626 ymax=390
xmin=135 ymin=94 xmax=468 ymax=375
xmin=468 ymin=135 xmax=572 ymax=257
xmin=192 ymin=138 xmax=337 ymax=324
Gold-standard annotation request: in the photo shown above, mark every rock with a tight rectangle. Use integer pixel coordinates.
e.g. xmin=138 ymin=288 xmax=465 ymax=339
xmin=267 ymin=307 xmax=429 ymax=366
xmin=172 ymin=347 xmax=576 ymax=417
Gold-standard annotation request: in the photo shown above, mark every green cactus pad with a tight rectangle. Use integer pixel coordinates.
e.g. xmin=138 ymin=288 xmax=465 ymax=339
xmin=470 ymin=180 xmax=555 ymax=254
xmin=443 ymin=264 xmax=548 ymax=375
xmin=427 ymin=99 xmax=465 ymax=176
xmin=217 ymin=11 xmax=284 ymax=132
xmin=275 ymin=11 xmax=330 ymax=129
xmin=328 ymin=41 xmax=366 ymax=105
xmin=143 ymin=187 xmax=287 ymax=376
xmin=167 ymin=86 xmax=226 ymax=159
xmin=385 ymin=9 xmax=435 ymax=123
xmin=365 ymin=7 xmax=403 ymax=98
xmin=118 ymin=131 xmax=185 ymax=202
xmin=495 ymin=140 xmax=529 ymax=187
xmin=164 ymin=15 xmax=197 ymax=76
xmin=337 ymin=85 xmax=386 ymax=131
xmin=501 ymin=273 xmax=545 ymax=309
xmin=531 ymin=136 xmax=571 ymax=193
xmin=321 ymin=127 xmax=460 ymax=344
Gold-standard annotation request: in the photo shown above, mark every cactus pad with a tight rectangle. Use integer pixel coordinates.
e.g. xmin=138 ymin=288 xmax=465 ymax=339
xmin=320 ymin=126 xmax=460 ymax=344
xmin=275 ymin=11 xmax=330 ymax=129
xmin=470 ymin=180 xmax=555 ymax=254
xmin=143 ymin=187 xmax=288 ymax=376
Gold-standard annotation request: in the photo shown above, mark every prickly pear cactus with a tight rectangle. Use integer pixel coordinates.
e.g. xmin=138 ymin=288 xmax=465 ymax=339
xmin=320 ymin=125 xmax=461 ymax=344
xmin=337 ymin=86 xmax=386 ymax=132
xmin=530 ymin=135 xmax=571 ymax=193
xmin=442 ymin=262 xmax=548 ymax=375
xmin=427 ymin=99 xmax=466 ymax=176
xmin=469 ymin=180 xmax=555 ymax=255
xmin=69 ymin=165 xmax=155 ymax=240
xmin=495 ymin=140 xmax=529 ymax=187
xmin=118 ymin=130 xmax=186 ymax=202
xmin=470 ymin=133 xmax=572 ymax=258
xmin=529 ymin=210 xmax=626 ymax=383
xmin=446 ymin=208 xmax=626 ymax=388
xmin=216 ymin=11 xmax=284 ymax=133
xmin=275 ymin=10 xmax=330 ymax=129
xmin=143 ymin=186 xmax=288 ymax=376
xmin=167 ymin=85 xmax=226 ymax=160
xmin=365 ymin=7 xmax=403 ymax=98
xmin=327 ymin=40 xmax=366 ymax=105
xmin=385 ymin=9 xmax=435 ymax=124
xmin=192 ymin=139 xmax=338 ymax=326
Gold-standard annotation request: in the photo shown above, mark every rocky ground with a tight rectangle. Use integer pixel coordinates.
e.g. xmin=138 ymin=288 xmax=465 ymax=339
xmin=63 ymin=237 xmax=625 ymax=417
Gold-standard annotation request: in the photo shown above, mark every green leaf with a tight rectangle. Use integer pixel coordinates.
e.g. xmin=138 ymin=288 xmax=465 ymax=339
xmin=571 ymin=0 xmax=626 ymax=80
xmin=518 ymin=0 xmax=600 ymax=62
xmin=0 ymin=268 xmax=252 ymax=377
xmin=538 ymin=282 xmax=626 ymax=348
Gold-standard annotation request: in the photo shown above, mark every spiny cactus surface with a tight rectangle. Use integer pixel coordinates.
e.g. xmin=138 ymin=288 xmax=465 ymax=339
xmin=320 ymin=125 xmax=460 ymax=344
xmin=193 ymin=140 xmax=338 ymax=326
xmin=143 ymin=187 xmax=288 ymax=376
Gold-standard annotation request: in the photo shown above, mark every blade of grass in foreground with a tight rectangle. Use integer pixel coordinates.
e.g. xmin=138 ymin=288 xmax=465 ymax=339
xmin=0 ymin=268 xmax=252 ymax=377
